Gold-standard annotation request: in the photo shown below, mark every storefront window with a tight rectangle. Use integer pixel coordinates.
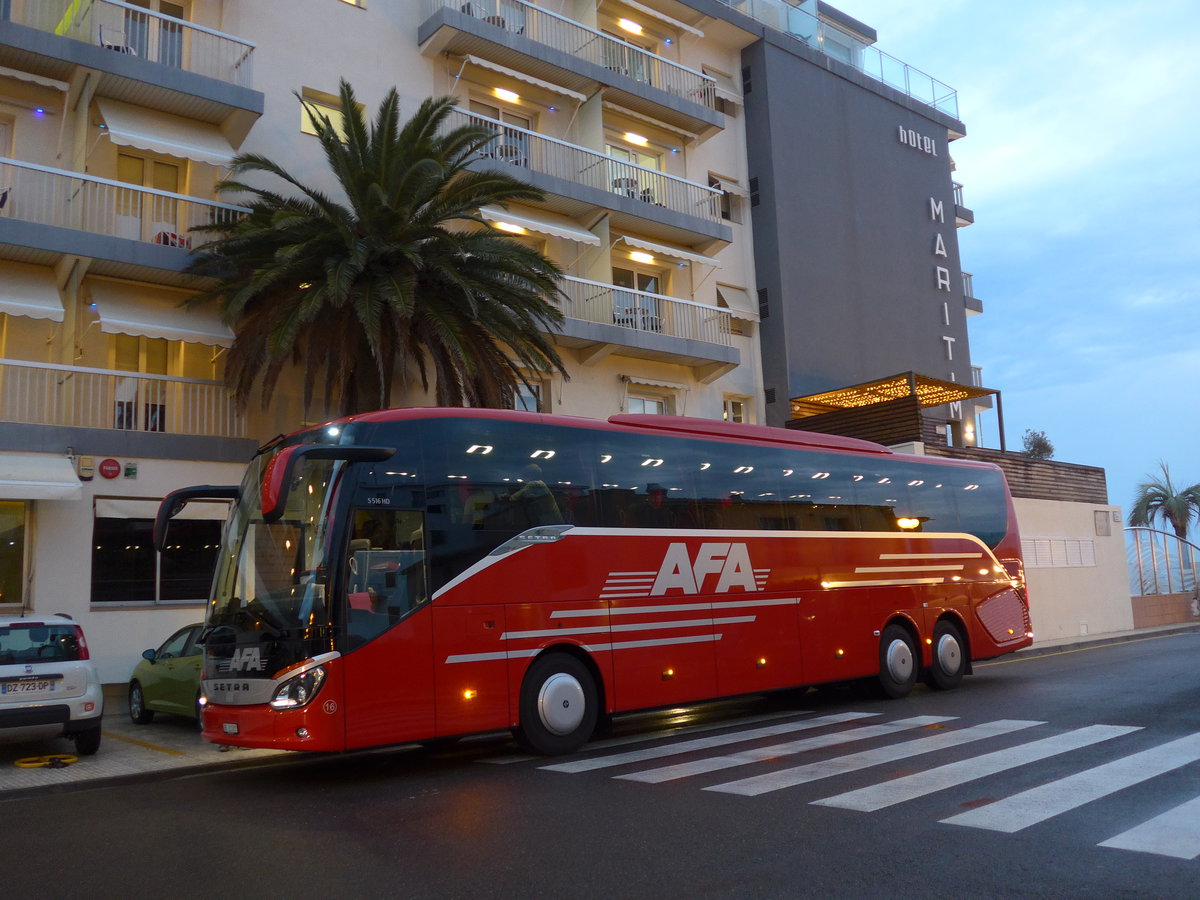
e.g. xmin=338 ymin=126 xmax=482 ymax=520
xmin=0 ymin=502 xmax=26 ymax=607
xmin=91 ymin=516 xmax=221 ymax=604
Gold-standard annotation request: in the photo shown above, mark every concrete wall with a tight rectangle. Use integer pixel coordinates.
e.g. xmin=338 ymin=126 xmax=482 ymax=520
xmin=1015 ymin=497 xmax=1133 ymax=643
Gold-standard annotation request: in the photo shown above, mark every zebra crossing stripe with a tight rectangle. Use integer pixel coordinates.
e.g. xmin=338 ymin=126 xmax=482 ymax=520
xmin=540 ymin=712 xmax=878 ymax=774
xmin=942 ymin=732 xmax=1200 ymax=833
xmin=618 ymin=716 xmax=956 ymax=784
xmin=704 ymin=719 xmax=1044 ymax=797
xmin=816 ymin=724 xmax=1140 ymax=812
xmin=1098 ymin=794 xmax=1200 ymax=859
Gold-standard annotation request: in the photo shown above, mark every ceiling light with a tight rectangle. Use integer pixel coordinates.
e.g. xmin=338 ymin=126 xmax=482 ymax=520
xmin=493 ymin=87 xmax=520 ymax=103
xmin=493 ymin=221 xmax=526 ymax=235
xmin=617 ymin=18 xmax=643 ymax=35
xmin=629 ymin=250 xmax=655 ymax=264
xmin=623 ymin=131 xmax=649 ymax=147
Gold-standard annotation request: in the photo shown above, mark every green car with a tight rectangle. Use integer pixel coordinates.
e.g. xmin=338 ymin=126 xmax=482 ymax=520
xmin=128 ymin=623 xmax=203 ymax=725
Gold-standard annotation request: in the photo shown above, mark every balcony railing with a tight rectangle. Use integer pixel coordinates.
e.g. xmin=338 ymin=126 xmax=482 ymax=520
xmin=559 ymin=275 xmax=731 ymax=346
xmin=424 ymin=0 xmax=716 ymax=109
xmin=0 ymin=157 xmax=247 ymax=248
xmin=952 ymin=181 xmax=966 ymax=207
xmin=448 ymin=109 xmax=722 ymax=223
xmin=714 ymin=0 xmax=957 ymax=117
xmin=962 ymin=271 xmax=974 ymax=299
xmin=0 ymin=359 xmax=245 ymax=438
xmin=970 ymin=365 xmax=983 ymax=388
xmin=8 ymin=0 xmax=255 ymax=88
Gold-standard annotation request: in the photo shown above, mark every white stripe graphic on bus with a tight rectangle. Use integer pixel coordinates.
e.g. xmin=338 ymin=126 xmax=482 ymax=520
xmin=501 ymin=616 xmax=756 ymax=641
xmin=444 ymin=633 xmax=725 ymax=664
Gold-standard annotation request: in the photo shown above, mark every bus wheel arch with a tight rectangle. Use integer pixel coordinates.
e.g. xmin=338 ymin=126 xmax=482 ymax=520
xmin=877 ymin=619 xmax=919 ymax=699
xmin=514 ymin=647 xmax=602 ymax=756
xmin=925 ymin=616 xmax=969 ymax=691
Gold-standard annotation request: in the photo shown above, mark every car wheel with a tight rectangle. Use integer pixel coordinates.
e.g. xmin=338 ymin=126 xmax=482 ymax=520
xmin=73 ymin=725 xmax=102 ymax=756
xmin=926 ymin=620 xmax=966 ymax=691
xmin=128 ymin=681 xmax=154 ymax=724
xmin=877 ymin=624 xmax=918 ymax=699
xmin=515 ymin=653 xmax=598 ymax=756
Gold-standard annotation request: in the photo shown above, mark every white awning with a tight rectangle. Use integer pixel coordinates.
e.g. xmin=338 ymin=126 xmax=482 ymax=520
xmin=716 ymin=284 xmax=760 ymax=321
xmin=0 ymin=66 xmax=69 ymax=92
xmin=0 ymin=262 xmax=64 ymax=322
xmin=616 ymin=235 xmax=722 ymax=268
xmin=703 ymin=68 xmax=743 ymax=106
xmin=96 ymin=98 xmax=236 ymax=166
xmin=463 ymin=56 xmax=587 ymax=103
xmin=479 ymin=205 xmax=601 ymax=246
xmin=712 ymin=177 xmax=749 ymax=198
xmin=0 ymin=452 xmax=81 ymax=501
xmin=88 ymin=279 xmax=234 ymax=347
xmin=616 ymin=0 xmax=705 ymax=37
xmin=95 ymin=498 xmax=230 ymax=520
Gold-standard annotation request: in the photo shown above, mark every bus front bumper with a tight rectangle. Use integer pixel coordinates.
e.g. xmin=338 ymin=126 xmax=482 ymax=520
xmin=202 ymin=701 xmax=344 ymax=752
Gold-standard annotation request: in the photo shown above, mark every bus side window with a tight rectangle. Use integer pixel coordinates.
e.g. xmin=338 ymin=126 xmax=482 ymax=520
xmin=345 ymin=508 xmax=428 ymax=648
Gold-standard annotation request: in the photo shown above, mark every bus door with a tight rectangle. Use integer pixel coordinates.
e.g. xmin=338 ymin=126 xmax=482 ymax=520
xmin=340 ymin=501 xmax=436 ymax=747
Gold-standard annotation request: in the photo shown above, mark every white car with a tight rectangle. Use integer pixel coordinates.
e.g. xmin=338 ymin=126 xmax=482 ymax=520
xmin=0 ymin=614 xmax=104 ymax=755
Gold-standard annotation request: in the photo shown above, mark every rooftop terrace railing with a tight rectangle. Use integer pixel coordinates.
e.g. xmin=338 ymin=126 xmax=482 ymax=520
xmin=9 ymin=0 xmax=255 ymax=88
xmin=447 ymin=108 xmax=723 ymax=223
xmin=424 ymin=0 xmax=716 ymax=109
xmin=0 ymin=157 xmax=247 ymax=248
xmin=714 ymin=0 xmax=957 ymax=117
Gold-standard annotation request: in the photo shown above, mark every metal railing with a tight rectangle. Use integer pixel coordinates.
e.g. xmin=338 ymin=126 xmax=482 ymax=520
xmin=713 ymin=0 xmax=957 ymax=117
xmin=962 ymin=271 xmax=974 ymax=299
xmin=1127 ymin=526 xmax=1200 ymax=596
xmin=0 ymin=157 xmax=247 ymax=247
xmin=425 ymin=0 xmax=716 ymax=109
xmin=448 ymin=108 xmax=722 ymax=223
xmin=559 ymin=275 xmax=731 ymax=346
xmin=7 ymin=0 xmax=255 ymax=88
xmin=969 ymin=365 xmax=983 ymax=388
xmin=953 ymin=181 xmax=966 ymax=207
xmin=0 ymin=358 xmax=245 ymax=438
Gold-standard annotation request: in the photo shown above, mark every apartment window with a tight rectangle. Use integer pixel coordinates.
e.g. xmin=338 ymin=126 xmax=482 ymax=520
xmin=115 ymin=153 xmax=183 ymax=244
xmin=612 ymin=265 xmax=664 ymax=332
xmin=723 ymin=397 xmax=750 ymax=424
xmin=470 ymin=100 xmax=531 ymax=166
xmin=91 ymin=514 xmax=221 ymax=604
xmin=514 ymin=380 xmax=542 ymax=413
xmin=300 ymin=87 xmax=361 ymax=140
xmin=124 ymin=1 xmax=186 ymax=66
xmin=112 ymin=334 xmax=168 ymax=432
xmin=0 ymin=501 xmax=26 ymax=608
xmin=628 ymin=395 xmax=667 ymax=415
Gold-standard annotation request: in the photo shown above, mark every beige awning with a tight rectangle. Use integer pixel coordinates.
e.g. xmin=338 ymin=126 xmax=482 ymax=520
xmin=88 ymin=279 xmax=234 ymax=347
xmin=95 ymin=498 xmax=230 ymax=520
xmin=712 ymin=177 xmax=749 ymax=198
xmin=463 ymin=56 xmax=587 ymax=102
xmin=0 ymin=452 xmax=81 ymax=501
xmin=614 ymin=0 xmax=705 ymax=37
xmin=0 ymin=262 xmax=64 ymax=322
xmin=0 ymin=66 xmax=69 ymax=92
xmin=715 ymin=284 xmax=759 ymax=321
xmin=96 ymin=98 xmax=236 ymax=166
xmin=703 ymin=68 xmax=743 ymax=106
xmin=479 ymin=205 xmax=601 ymax=245
xmin=617 ymin=235 xmax=722 ymax=268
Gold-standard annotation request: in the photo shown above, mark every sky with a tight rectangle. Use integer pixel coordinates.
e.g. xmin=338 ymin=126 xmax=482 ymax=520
xmin=833 ymin=0 xmax=1200 ymax=512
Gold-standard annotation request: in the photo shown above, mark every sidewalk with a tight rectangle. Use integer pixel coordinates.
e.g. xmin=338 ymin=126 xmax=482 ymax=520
xmin=3 ymin=623 xmax=1197 ymax=797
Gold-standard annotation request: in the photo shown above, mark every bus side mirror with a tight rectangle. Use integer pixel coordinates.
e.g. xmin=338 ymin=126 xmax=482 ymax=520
xmin=261 ymin=445 xmax=396 ymax=524
xmin=153 ymin=485 xmax=240 ymax=552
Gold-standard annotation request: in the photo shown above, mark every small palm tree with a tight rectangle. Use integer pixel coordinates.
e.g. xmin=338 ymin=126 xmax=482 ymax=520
xmin=1127 ymin=462 xmax=1200 ymax=539
xmin=188 ymin=82 xmax=567 ymax=415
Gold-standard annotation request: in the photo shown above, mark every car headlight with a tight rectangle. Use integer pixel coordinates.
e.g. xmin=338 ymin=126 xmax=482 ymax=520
xmin=269 ymin=665 xmax=327 ymax=710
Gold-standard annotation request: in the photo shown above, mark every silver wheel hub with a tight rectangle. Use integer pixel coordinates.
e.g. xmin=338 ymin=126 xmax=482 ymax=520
xmin=936 ymin=633 xmax=962 ymax=674
xmin=537 ymin=672 xmax=586 ymax=735
xmin=885 ymin=639 xmax=914 ymax=683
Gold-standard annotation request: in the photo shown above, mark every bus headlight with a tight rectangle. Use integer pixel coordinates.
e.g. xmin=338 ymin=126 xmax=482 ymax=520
xmin=269 ymin=665 xmax=327 ymax=709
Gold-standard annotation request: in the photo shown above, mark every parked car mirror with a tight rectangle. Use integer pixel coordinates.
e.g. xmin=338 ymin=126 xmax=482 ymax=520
xmin=142 ymin=648 xmax=157 ymax=662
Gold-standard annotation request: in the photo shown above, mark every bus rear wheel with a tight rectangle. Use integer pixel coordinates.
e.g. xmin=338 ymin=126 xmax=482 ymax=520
xmin=515 ymin=653 xmax=598 ymax=756
xmin=877 ymin=625 xmax=918 ymax=699
xmin=926 ymin=620 xmax=966 ymax=691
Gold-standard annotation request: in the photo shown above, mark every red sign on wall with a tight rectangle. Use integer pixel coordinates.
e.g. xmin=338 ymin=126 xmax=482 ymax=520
xmin=98 ymin=458 xmax=121 ymax=479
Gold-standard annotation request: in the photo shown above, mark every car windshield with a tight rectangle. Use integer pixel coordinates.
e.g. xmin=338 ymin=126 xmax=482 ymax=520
xmin=205 ymin=445 xmax=345 ymax=678
xmin=0 ymin=623 xmax=82 ymax=664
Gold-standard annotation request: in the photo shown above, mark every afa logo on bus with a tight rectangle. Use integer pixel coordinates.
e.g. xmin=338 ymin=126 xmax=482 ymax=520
xmin=650 ymin=542 xmax=763 ymax=595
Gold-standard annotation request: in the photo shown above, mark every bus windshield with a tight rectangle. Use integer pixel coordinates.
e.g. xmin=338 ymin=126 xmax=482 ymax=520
xmin=205 ymin=447 xmax=345 ymax=677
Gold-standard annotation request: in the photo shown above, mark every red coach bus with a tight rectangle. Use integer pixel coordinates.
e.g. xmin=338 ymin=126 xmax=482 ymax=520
xmin=155 ymin=409 xmax=1031 ymax=755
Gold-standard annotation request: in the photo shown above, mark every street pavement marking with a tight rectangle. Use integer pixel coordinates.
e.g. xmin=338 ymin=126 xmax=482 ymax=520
xmin=816 ymin=724 xmax=1140 ymax=812
xmin=617 ymin=716 xmax=955 ymax=783
xmin=941 ymin=732 xmax=1200 ymax=833
xmin=102 ymin=731 xmax=186 ymax=756
xmin=540 ymin=712 xmax=879 ymax=774
xmin=703 ymin=719 xmax=1044 ymax=797
xmin=1099 ymin=794 xmax=1200 ymax=859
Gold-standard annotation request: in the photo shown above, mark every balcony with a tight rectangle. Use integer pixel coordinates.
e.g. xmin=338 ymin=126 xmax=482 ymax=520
xmin=714 ymin=0 xmax=958 ymax=119
xmin=556 ymin=275 xmax=738 ymax=379
xmin=419 ymin=0 xmax=721 ymax=134
xmin=448 ymin=108 xmax=728 ymax=244
xmin=962 ymin=271 xmax=982 ymax=315
xmin=0 ymin=157 xmax=247 ymax=283
xmin=0 ymin=0 xmax=261 ymax=133
xmin=952 ymin=181 xmax=973 ymax=226
xmin=0 ymin=358 xmax=245 ymax=440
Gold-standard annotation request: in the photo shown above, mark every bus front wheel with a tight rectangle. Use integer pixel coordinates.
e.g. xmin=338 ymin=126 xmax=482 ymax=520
xmin=926 ymin=620 xmax=966 ymax=691
xmin=515 ymin=653 xmax=598 ymax=756
xmin=877 ymin=625 xmax=918 ymax=699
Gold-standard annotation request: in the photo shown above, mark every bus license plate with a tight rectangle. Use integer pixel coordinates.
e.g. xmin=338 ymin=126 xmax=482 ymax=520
xmin=2 ymin=680 xmax=54 ymax=694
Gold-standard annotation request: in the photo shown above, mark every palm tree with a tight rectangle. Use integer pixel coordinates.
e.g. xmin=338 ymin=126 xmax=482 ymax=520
xmin=188 ymin=83 xmax=567 ymax=415
xmin=1127 ymin=462 xmax=1200 ymax=539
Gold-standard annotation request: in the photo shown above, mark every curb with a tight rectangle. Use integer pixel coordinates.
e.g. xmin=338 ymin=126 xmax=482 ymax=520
xmin=1013 ymin=623 xmax=1200 ymax=660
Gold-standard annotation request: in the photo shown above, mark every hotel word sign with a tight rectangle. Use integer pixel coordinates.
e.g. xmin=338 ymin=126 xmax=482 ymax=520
xmin=897 ymin=125 xmax=938 ymax=156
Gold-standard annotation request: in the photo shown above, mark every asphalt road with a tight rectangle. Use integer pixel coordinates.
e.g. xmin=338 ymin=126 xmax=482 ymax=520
xmin=3 ymin=631 xmax=1198 ymax=899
